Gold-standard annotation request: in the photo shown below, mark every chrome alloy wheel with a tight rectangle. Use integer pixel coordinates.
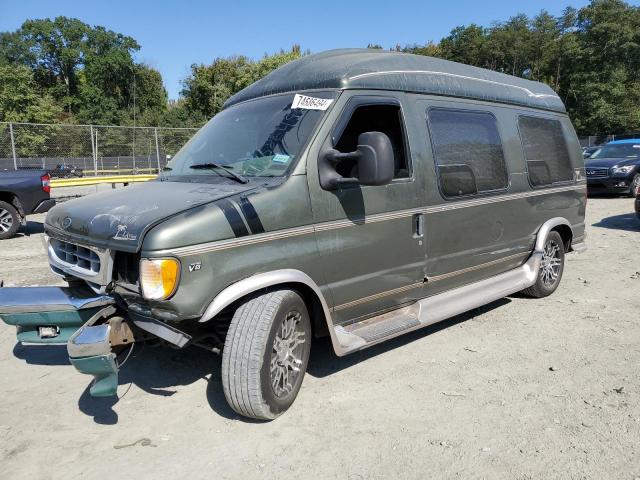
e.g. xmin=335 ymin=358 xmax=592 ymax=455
xmin=632 ymin=175 xmax=640 ymax=196
xmin=270 ymin=310 xmax=306 ymax=397
xmin=0 ymin=207 xmax=13 ymax=233
xmin=540 ymin=239 xmax=562 ymax=287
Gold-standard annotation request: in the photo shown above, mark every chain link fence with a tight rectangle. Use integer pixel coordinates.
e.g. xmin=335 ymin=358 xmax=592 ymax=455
xmin=7 ymin=122 xmax=637 ymax=173
xmin=0 ymin=122 xmax=199 ymax=176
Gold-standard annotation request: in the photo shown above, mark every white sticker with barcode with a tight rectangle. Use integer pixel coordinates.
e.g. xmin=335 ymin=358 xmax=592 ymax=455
xmin=291 ymin=94 xmax=333 ymax=111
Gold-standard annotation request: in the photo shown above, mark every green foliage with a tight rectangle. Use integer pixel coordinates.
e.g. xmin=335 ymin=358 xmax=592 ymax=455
xmin=0 ymin=65 xmax=61 ymax=123
xmin=181 ymin=46 xmax=303 ymax=118
xmin=402 ymin=41 xmax=442 ymax=57
xmin=395 ymin=0 xmax=640 ymax=135
xmin=0 ymin=16 xmax=168 ymax=126
xmin=2 ymin=2 xmax=640 ymax=137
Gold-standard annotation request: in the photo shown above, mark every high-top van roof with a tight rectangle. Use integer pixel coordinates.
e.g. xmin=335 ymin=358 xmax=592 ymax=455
xmin=224 ymin=48 xmax=565 ymax=113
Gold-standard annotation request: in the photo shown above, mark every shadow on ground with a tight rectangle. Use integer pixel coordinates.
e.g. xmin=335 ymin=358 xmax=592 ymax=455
xmin=13 ymin=343 xmax=70 ymax=366
xmin=307 ymin=298 xmax=510 ymax=378
xmin=592 ymin=213 xmax=640 ymax=232
xmin=15 ymin=220 xmax=45 ymax=237
xmin=77 ymin=343 xmax=228 ymax=425
xmin=586 ymin=192 xmax=626 ymax=199
xmin=12 ymin=298 xmax=510 ymax=424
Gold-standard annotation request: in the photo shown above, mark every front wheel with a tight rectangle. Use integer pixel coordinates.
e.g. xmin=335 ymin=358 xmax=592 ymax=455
xmin=221 ymin=289 xmax=311 ymax=420
xmin=627 ymin=174 xmax=640 ymax=198
xmin=522 ymin=230 xmax=565 ymax=298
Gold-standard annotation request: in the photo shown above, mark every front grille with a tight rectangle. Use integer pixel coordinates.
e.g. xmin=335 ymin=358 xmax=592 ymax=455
xmin=113 ymin=251 xmax=140 ymax=285
xmin=586 ymin=167 xmax=609 ymax=178
xmin=49 ymin=238 xmax=101 ymax=275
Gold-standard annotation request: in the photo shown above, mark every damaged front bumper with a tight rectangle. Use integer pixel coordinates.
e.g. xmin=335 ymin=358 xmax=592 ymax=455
xmin=0 ymin=286 xmax=114 ymax=344
xmin=0 ymin=286 xmax=191 ymax=397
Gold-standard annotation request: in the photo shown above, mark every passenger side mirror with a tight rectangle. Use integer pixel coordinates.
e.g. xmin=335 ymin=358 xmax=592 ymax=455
xmin=319 ymin=132 xmax=395 ymax=190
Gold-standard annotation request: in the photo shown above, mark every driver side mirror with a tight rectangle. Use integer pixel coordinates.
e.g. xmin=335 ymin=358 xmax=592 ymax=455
xmin=319 ymin=132 xmax=395 ymax=190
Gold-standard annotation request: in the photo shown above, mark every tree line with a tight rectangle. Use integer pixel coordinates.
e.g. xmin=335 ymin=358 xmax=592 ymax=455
xmin=1 ymin=0 xmax=639 ymax=136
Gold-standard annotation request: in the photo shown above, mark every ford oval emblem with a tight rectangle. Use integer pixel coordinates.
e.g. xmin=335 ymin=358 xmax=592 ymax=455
xmin=62 ymin=217 xmax=73 ymax=230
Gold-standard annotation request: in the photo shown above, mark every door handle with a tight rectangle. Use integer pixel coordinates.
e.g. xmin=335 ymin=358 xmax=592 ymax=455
xmin=413 ymin=213 xmax=424 ymax=238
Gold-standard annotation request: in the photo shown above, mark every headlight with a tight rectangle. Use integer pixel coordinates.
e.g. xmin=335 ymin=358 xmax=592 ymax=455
xmin=611 ymin=165 xmax=635 ymax=175
xmin=140 ymin=258 xmax=180 ymax=300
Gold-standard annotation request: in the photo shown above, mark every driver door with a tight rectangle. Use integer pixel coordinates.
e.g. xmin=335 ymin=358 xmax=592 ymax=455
xmin=307 ymin=92 xmax=427 ymax=325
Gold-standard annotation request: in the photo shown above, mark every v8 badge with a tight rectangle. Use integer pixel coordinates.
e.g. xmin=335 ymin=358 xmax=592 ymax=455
xmin=188 ymin=262 xmax=202 ymax=272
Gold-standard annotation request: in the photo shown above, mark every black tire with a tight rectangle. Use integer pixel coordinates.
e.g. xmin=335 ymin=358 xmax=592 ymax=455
xmin=0 ymin=200 xmax=20 ymax=240
xmin=221 ymin=289 xmax=311 ymax=420
xmin=627 ymin=174 xmax=640 ymax=198
xmin=522 ymin=231 xmax=565 ymax=298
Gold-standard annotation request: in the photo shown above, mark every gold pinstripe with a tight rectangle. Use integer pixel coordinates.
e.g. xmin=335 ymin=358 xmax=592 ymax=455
xmin=162 ymin=183 xmax=585 ymax=257
xmin=331 ymin=251 xmax=529 ymax=312
xmin=332 ymin=281 xmax=425 ymax=312
xmin=426 ymin=251 xmax=529 ymax=283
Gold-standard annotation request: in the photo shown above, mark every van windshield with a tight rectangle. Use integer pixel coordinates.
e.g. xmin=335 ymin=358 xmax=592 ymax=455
xmin=164 ymin=92 xmax=336 ymax=178
xmin=590 ymin=144 xmax=640 ymax=159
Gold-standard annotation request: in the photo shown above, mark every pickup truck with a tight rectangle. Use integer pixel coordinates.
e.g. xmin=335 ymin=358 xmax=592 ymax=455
xmin=0 ymin=169 xmax=55 ymax=239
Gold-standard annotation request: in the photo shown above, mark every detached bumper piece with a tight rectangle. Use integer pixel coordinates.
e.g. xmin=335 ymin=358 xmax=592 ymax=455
xmin=68 ymin=322 xmax=119 ymax=397
xmin=66 ymin=305 xmax=148 ymax=397
xmin=0 ymin=286 xmax=114 ymax=344
xmin=1 ymin=285 xmax=192 ymax=398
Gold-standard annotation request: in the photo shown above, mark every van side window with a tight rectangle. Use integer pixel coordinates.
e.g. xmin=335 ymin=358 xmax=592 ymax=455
xmin=335 ymin=104 xmax=410 ymax=179
xmin=427 ymin=108 xmax=508 ymax=198
xmin=518 ymin=116 xmax=573 ymax=187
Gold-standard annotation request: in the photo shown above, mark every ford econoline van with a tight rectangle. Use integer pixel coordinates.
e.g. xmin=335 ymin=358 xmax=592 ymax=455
xmin=0 ymin=49 xmax=586 ymax=420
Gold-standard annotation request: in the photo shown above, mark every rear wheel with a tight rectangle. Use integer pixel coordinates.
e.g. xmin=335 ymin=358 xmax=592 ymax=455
xmin=522 ymin=231 xmax=565 ymax=298
xmin=0 ymin=201 xmax=19 ymax=240
xmin=221 ymin=289 xmax=311 ymax=420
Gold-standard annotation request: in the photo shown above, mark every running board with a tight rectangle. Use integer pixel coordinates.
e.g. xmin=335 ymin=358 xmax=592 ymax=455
xmin=333 ymin=251 xmax=542 ymax=355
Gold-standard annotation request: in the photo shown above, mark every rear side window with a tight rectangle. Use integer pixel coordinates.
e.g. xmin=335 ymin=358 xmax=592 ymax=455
xmin=427 ymin=108 xmax=508 ymax=198
xmin=518 ymin=116 xmax=573 ymax=187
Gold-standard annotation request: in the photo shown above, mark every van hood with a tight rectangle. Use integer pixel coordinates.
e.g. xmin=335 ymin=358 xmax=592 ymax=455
xmin=45 ymin=180 xmax=258 ymax=252
xmin=585 ymin=157 xmax=640 ymax=168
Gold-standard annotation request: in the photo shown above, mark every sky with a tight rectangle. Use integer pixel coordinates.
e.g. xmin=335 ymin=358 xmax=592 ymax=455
xmin=0 ymin=0 xmax=618 ymax=100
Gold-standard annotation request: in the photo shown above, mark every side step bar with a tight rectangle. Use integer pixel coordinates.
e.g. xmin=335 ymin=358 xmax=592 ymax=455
xmin=333 ymin=251 xmax=542 ymax=355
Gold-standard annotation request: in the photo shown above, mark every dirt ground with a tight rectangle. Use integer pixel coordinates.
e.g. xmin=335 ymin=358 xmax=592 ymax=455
xmin=0 ymin=191 xmax=639 ymax=480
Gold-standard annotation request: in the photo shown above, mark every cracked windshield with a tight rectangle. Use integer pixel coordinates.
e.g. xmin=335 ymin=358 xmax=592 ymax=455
xmin=164 ymin=92 xmax=336 ymax=178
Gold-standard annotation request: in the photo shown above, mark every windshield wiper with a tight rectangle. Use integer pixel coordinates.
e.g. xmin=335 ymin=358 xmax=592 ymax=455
xmin=189 ymin=162 xmax=249 ymax=184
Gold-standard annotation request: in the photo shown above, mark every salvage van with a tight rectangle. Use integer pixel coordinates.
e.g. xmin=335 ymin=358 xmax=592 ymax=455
xmin=0 ymin=49 xmax=586 ymax=420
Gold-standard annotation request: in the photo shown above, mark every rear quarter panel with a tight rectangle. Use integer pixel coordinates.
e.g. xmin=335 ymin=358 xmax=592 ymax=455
xmin=408 ymin=94 xmax=585 ymax=295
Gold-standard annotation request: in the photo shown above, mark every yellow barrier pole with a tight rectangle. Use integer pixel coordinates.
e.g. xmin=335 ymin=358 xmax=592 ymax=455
xmin=51 ymin=174 xmax=157 ymax=188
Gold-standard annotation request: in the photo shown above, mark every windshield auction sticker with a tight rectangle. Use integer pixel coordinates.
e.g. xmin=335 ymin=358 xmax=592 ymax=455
xmin=291 ymin=94 xmax=334 ymax=110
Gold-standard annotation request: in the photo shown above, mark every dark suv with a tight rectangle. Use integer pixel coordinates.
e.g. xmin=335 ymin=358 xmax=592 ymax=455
xmin=586 ymin=140 xmax=640 ymax=197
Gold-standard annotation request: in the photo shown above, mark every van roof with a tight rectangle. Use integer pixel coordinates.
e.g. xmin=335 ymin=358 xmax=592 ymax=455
xmin=224 ymin=49 xmax=565 ymax=113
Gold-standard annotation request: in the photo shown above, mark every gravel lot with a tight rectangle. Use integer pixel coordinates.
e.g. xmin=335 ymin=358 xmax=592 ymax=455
xmin=0 ymin=193 xmax=639 ymax=480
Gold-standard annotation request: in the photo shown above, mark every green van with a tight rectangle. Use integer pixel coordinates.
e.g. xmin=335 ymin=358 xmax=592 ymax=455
xmin=0 ymin=49 xmax=586 ymax=420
